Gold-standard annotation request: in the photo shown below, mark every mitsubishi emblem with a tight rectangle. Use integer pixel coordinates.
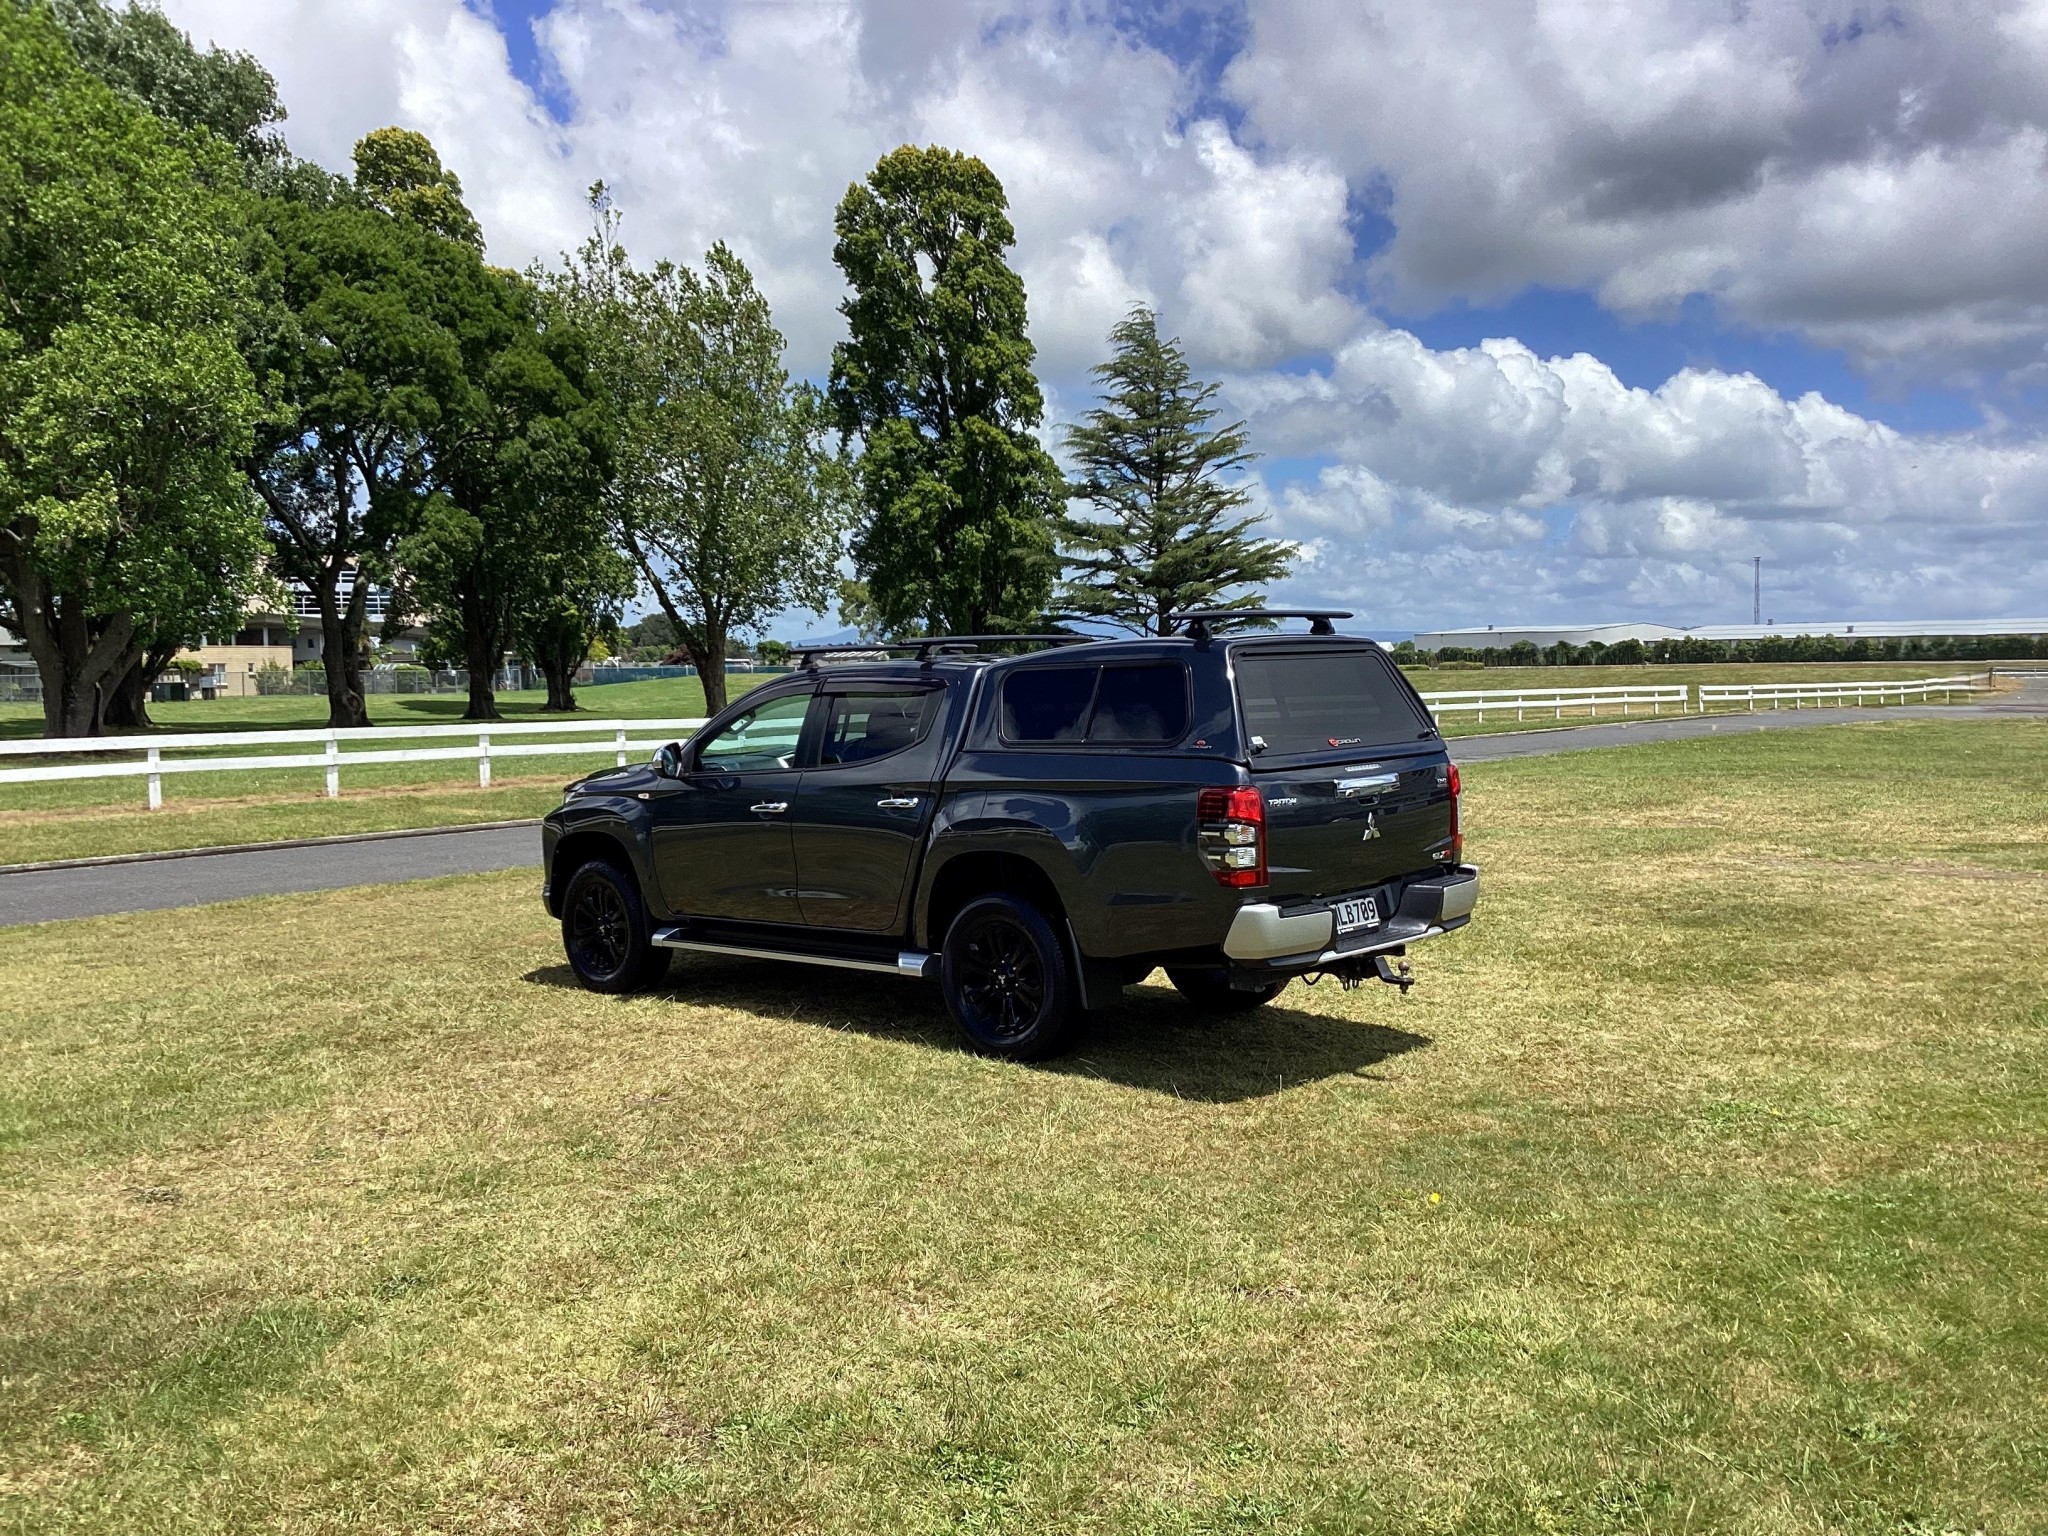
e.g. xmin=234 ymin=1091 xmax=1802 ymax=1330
xmin=1361 ymin=811 xmax=1382 ymax=841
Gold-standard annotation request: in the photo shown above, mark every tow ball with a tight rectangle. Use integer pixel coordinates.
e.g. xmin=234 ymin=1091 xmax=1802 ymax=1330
xmin=1317 ymin=953 xmax=1416 ymax=995
xmin=1372 ymin=954 xmax=1415 ymax=995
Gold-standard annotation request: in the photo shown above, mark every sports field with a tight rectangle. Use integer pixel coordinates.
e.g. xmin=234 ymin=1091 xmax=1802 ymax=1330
xmin=3 ymin=717 xmax=2042 ymax=1533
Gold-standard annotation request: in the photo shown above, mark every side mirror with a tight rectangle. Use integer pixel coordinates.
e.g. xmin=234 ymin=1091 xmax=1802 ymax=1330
xmin=653 ymin=741 xmax=687 ymax=779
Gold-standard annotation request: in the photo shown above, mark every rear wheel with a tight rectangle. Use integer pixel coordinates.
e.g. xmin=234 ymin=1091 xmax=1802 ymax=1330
xmin=941 ymin=894 xmax=1079 ymax=1060
xmin=561 ymin=859 xmax=669 ymax=994
xmin=1167 ymin=965 xmax=1286 ymax=1013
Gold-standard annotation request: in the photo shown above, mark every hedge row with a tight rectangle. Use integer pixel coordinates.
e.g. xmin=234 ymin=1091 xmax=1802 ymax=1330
xmin=1391 ymin=634 xmax=2046 ymax=667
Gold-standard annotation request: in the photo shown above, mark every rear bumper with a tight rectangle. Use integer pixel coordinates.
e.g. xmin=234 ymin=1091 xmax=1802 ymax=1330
xmin=1223 ymin=865 xmax=1479 ymax=972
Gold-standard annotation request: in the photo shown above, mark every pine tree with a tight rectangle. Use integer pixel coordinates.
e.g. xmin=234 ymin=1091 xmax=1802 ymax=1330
xmin=1058 ymin=308 xmax=1292 ymax=635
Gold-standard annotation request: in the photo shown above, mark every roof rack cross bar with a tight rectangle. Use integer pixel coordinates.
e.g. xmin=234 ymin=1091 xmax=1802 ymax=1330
xmin=911 ymin=634 xmax=1088 ymax=662
xmin=792 ymin=634 xmax=1088 ymax=668
xmin=1167 ymin=608 xmax=1355 ymax=640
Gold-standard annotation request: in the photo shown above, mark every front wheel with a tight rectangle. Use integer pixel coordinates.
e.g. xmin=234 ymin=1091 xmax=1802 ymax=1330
xmin=940 ymin=894 xmax=1080 ymax=1060
xmin=1166 ymin=965 xmax=1286 ymax=1013
xmin=561 ymin=859 xmax=669 ymax=994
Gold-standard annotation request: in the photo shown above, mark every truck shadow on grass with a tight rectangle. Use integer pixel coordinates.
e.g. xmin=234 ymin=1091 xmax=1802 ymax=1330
xmin=522 ymin=959 xmax=1431 ymax=1104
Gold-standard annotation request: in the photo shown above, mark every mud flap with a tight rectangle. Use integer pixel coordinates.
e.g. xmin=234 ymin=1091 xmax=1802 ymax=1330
xmin=1064 ymin=919 xmax=1126 ymax=1011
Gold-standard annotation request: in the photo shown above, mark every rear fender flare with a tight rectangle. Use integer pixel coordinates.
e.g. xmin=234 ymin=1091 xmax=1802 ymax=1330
xmin=913 ymin=825 xmax=1089 ymax=954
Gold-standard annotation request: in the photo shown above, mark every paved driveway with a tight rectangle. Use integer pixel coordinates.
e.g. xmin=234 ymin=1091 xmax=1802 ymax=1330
xmin=4 ymin=679 xmax=2041 ymax=928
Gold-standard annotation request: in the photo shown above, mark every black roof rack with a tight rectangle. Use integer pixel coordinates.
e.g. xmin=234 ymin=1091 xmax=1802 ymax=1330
xmin=1166 ymin=608 xmax=1355 ymax=640
xmin=794 ymin=634 xmax=1088 ymax=668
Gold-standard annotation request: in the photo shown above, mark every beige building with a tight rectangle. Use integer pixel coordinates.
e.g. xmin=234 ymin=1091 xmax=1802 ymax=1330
xmin=180 ymin=612 xmax=295 ymax=697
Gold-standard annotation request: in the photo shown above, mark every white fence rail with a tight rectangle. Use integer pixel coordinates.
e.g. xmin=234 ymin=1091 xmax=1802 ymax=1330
xmin=1418 ymin=684 xmax=1690 ymax=723
xmin=0 ymin=718 xmax=708 ymax=809
xmin=1695 ymin=675 xmax=1985 ymax=711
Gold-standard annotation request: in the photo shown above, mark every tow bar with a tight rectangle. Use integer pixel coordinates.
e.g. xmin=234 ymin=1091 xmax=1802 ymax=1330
xmin=1307 ymin=951 xmax=1415 ymax=995
xmin=1372 ymin=954 xmax=1415 ymax=995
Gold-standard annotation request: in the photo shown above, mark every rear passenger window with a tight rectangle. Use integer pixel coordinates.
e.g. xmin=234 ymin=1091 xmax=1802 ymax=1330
xmin=1088 ymin=664 xmax=1189 ymax=743
xmin=1002 ymin=667 xmax=1097 ymax=742
xmin=817 ymin=689 xmax=942 ymax=766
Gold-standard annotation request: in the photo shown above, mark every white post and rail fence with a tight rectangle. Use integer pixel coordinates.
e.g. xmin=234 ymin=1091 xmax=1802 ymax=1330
xmin=0 ymin=718 xmax=709 ymax=810
xmin=0 ymin=672 xmax=1995 ymax=809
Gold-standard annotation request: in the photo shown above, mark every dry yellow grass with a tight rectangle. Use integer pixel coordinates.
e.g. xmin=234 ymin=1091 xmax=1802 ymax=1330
xmin=1 ymin=717 xmax=2044 ymax=1533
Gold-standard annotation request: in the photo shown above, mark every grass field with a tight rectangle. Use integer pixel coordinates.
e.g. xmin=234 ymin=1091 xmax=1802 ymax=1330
xmin=3 ymin=717 xmax=2043 ymax=1533
xmin=0 ymin=664 xmax=2003 ymax=866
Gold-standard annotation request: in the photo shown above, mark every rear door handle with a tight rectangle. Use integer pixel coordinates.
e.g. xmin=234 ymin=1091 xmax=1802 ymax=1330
xmin=877 ymin=796 xmax=920 ymax=808
xmin=1337 ymin=773 xmax=1401 ymax=797
xmin=750 ymin=801 xmax=788 ymax=814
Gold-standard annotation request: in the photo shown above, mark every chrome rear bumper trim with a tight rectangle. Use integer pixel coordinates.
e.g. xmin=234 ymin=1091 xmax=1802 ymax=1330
xmin=1223 ymin=902 xmax=1337 ymax=960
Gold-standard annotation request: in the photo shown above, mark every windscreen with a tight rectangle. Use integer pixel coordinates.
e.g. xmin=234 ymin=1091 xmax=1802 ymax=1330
xmin=1232 ymin=649 xmax=1432 ymax=756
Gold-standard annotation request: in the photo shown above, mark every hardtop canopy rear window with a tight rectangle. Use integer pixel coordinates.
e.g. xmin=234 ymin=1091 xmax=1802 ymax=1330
xmin=1231 ymin=646 xmax=1433 ymax=757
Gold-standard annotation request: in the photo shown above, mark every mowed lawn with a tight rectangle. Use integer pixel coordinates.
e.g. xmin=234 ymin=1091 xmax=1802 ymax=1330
xmin=0 ymin=664 xmax=2004 ymax=865
xmin=2 ymin=718 xmax=2044 ymax=1533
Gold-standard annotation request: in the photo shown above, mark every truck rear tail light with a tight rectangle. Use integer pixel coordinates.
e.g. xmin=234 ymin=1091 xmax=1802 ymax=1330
xmin=1447 ymin=761 xmax=1463 ymax=863
xmin=1197 ymin=785 xmax=1267 ymax=888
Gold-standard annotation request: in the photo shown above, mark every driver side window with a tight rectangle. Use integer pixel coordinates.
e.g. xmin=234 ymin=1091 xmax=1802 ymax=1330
xmin=692 ymin=691 xmax=811 ymax=773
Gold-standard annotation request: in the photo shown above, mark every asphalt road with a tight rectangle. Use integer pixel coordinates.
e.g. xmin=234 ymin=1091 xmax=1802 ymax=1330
xmin=1 ymin=824 xmax=541 ymax=928
xmin=5 ymin=679 xmax=2042 ymax=928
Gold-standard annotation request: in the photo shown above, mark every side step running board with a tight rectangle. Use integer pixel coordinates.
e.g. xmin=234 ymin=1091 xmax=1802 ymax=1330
xmin=651 ymin=928 xmax=936 ymax=979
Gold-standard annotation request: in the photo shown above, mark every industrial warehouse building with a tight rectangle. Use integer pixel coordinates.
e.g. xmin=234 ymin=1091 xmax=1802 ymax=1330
xmin=1410 ymin=618 xmax=2048 ymax=651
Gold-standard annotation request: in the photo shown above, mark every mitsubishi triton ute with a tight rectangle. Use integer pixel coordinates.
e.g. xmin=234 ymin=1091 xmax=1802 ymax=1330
xmin=540 ymin=611 xmax=1478 ymax=1059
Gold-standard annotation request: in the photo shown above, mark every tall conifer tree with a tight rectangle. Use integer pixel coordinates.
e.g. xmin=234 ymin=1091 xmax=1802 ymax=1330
xmin=1058 ymin=308 xmax=1292 ymax=635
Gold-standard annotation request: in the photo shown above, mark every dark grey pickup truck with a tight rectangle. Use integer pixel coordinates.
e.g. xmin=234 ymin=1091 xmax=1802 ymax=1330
xmin=541 ymin=611 xmax=1477 ymax=1058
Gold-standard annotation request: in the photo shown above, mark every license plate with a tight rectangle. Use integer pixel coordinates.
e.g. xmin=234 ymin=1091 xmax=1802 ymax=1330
xmin=1334 ymin=896 xmax=1380 ymax=934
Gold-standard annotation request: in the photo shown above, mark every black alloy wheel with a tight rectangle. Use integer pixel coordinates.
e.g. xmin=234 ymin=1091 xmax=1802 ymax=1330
xmin=940 ymin=894 xmax=1079 ymax=1060
xmin=1166 ymin=965 xmax=1287 ymax=1013
xmin=561 ymin=859 xmax=668 ymax=994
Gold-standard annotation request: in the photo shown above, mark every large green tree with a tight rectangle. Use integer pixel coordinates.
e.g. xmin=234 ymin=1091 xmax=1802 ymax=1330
xmin=516 ymin=539 xmax=633 ymax=713
xmin=246 ymin=195 xmax=472 ymax=728
xmin=0 ymin=3 xmax=266 ymax=736
xmin=828 ymin=146 xmax=1060 ymax=638
xmin=396 ymin=269 xmax=614 ymax=721
xmin=1058 ymin=307 xmax=1292 ymax=634
xmin=547 ymin=193 xmax=850 ymax=714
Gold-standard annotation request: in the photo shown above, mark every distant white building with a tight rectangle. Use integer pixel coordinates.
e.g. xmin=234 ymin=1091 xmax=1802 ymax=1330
xmin=1412 ymin=618 xmax=2048 ymax=650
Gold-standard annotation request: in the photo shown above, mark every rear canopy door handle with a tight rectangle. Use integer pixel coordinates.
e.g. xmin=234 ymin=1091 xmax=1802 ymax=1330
xmin=750 ymin=801 xmax=788 ymax=814
xmin=1336 ymin=773 xmax=1401 ymax=797
xmin=877 ymin=796 xmax=920 ymax=808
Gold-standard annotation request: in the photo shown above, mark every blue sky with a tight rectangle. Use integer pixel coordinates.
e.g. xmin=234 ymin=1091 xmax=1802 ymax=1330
xmin=165 ymin=0 xmax=2048 ymax=631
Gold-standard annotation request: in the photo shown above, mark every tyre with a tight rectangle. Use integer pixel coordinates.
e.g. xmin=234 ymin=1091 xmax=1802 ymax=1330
xmin=560 ymin=859 xmax=669 ymax=994
xmin=1166 ymin=965 xmax=1286 ymax=1013
xmin=940 ymin=894 xmax=1080 ymax=1060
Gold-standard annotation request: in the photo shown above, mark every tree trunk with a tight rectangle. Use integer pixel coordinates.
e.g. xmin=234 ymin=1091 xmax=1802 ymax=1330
xmin=462 ymin=606 xmax=504 ymax=721
xmin=687 ymin=620 xmax=729 ymax=715
xmin=539 ymin=651 xmax=577 ymax=712
xmin=315 ymin=581 xmax=371 ymax=730
xmin=2 ymin=559 xmax=134 ymax=737
xmin=102 ymin=656 xmax=152 ymax=732
xmin=101 ymin=639 xmax=183 ymax=731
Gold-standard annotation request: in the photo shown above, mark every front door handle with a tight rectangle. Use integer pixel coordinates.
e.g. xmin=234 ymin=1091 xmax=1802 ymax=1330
xmin=750 ymin=801 xmax=788 ymax=814
xmin=877 ymin=796 xmax=920 ymax=808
